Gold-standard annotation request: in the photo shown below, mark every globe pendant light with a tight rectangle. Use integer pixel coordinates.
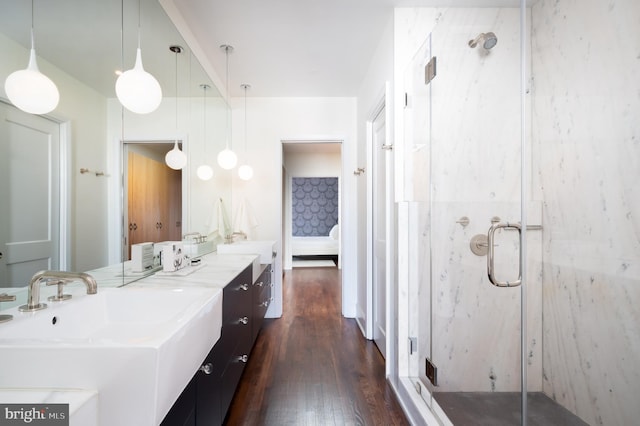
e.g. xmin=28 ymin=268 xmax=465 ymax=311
xmin=165 ymin=141 xmax=186 ymax=170
xmin=165 ymin=45 xmax=187 ymax=170
xmin=196 ymin=84 xmax=214 ymax=181
xmin=217 ymin=45 xmax=237 ymax=170
xmin=4 ymin=1 xmax=59 ymax=115
xmin=115 ymin=0 xmax=162 ymax=114
xmin=196 ymin=164 xmax=214 ymax=181
xmin=238 ymin=84 xmax=254 ymax=181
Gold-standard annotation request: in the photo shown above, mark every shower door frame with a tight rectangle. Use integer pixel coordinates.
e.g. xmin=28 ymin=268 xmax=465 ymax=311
xmin=397 ymin=2 xmax=533 ymax=425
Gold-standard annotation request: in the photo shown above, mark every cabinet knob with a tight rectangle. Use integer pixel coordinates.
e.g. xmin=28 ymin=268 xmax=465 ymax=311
xmin=238 ymin=283 xmax=249 ymax=291
xmin=236 ymin=355 xmax=248 ymax=363
xmin=238 ymin=316 xmax=249 ymax=325
xmin=255 ymin=281 xmax=264 ymax=287
xmin=199 ymin=362 xmax=213 ymax=375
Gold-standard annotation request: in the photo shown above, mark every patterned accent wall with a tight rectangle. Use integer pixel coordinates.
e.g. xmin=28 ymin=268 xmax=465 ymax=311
xmin=292 ymin=177 xmax=339 ymax=236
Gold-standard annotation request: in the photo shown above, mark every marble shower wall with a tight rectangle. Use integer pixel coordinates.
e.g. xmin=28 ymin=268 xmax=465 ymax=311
xmin=532 ymin=0 xmax=640 ymax=424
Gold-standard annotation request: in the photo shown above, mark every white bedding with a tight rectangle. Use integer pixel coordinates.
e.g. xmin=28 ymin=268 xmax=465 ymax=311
xmin=291 ymin=236 xmax=339 ymax=256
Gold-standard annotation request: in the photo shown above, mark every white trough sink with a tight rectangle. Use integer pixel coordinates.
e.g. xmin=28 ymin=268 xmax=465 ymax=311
xmin=217 ymin=240 xmax=275 ymax=264
xmin=0 ymin=286 xmax=223 ymax=426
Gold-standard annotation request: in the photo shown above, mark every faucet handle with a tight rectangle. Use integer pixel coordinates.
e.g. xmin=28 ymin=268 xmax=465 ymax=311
xmin=0 ymin=293 xmax=16 ymax=302
xmin=0 ymin=293 xmax=17 ymax=324
xmin=45 ymin=279 xmax=73 ymax=302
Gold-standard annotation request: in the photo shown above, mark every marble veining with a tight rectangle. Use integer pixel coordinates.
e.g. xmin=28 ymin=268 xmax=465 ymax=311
xmin=398 ymin=1 xmax=639 ymax=425
xmin=532 ymin=0 xmax=640 ymax=424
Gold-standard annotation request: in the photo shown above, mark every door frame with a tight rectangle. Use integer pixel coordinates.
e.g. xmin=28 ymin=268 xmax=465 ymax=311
xmin=366 ymin=82 xmax=394 ymax=364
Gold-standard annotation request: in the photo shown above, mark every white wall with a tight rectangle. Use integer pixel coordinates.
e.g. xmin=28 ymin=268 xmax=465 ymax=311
xmin=229 ymin=97 xmax=357 ymax=318
xmin=284 ymin=151 xmax=341 ymax=177
xmin=0 ymin=33 xmax=109 ymax=273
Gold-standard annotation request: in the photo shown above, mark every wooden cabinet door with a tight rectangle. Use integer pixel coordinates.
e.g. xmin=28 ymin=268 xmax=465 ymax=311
xmin=127 ymin=150 xmax=181 ymax=258
xmin=128 ymin=151 xmax=150 ymax=251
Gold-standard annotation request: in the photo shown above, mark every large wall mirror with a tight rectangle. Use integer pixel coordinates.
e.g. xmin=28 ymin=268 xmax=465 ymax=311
xmin=0 ymin=0 xmax=231 ymax=290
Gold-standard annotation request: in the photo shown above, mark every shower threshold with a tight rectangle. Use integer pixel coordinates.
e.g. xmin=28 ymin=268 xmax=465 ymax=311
xmin=433 ymin=392 xmax=588 ymax=426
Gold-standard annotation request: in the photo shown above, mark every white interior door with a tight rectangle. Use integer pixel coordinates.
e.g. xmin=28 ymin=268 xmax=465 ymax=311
xmin=372 ymin=106 xmax=387 ymax=357
xmin=0 ymin=102 xmax=60 ymax=287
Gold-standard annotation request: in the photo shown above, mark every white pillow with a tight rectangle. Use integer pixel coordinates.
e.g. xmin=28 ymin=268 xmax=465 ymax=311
xmin=329 ymin=224 xmax=339 ymax=240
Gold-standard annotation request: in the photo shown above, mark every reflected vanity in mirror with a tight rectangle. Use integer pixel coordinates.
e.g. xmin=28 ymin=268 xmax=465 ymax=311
xmin=0 ymin=0 xmax=232 ymax=293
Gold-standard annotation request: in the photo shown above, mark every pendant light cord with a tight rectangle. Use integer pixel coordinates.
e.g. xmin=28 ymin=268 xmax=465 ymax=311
xmin=225 ymin=47 xmax=230 ymax=150
xmin=30 ymin=0 xmax=34 ymax=49
xmin=137 ymin=0 xmax=141 ymax=49
xmin=243 ymin=85 xmax=248 ymax=158
xmin=203 ymin=85 xmax=207 ymax=156
xmin=175 ymin=48 xmax=178 ymax=134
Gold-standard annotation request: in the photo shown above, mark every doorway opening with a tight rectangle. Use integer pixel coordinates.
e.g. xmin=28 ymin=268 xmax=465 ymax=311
xmin=123 ymin=141 xmax=183 ymax=260
xmin=282 ymin=142 xmax=342 ymax=271
xmin=281 ymin=141 xmax=343 ymax=285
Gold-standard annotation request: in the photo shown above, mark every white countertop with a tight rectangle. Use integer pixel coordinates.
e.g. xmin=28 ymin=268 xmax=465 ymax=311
xmin=132 ymin=252 xmax=260 ymax=288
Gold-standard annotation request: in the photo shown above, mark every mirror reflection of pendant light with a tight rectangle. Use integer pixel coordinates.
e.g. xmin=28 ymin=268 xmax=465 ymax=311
xmin=4 ymin=0 xmax=59 ymax=115
xmin=165 ymin=45 xmax=187 ymax=170
xmin=237 ymin=84 xmax=254 ymax=181
xmin=217 ymin=44 xmax=238 ymax=170
xmin=115 ymin=0 xmax=162 ymax=114
xmin=196 ymin=84 xmax=214 ymax=181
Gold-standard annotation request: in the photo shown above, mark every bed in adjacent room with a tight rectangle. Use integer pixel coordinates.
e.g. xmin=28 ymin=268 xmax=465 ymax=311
xmin=291 ymin=224 xmax=339 ymax=256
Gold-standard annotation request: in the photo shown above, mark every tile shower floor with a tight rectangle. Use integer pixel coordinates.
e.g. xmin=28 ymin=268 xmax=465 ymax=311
xmin=434 ymin=392 xmax=589 ymax=426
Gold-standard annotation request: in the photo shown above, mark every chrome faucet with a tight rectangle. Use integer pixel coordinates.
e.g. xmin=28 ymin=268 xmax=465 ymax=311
xmin=225 ymin=231 xmax=247 ymax=244
xmin=183 ymin=232 xmax=206 ymax=243
xmin=19 ymin=270 xmax=98 ymax=312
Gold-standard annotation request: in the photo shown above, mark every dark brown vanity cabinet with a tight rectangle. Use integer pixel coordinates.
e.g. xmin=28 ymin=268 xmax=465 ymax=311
xmin=161 ymin=262 xmax=272 ymax=426
xmin=199 ymin=264 xmax=253 ymax=425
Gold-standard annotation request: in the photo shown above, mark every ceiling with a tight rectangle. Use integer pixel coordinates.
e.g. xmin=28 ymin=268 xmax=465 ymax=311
xmin=0 ymin=0 xmax=214 ymax=99
xmin=0 ymin=0 xmax=522 ymax=100
xmin=168 ymin=0 xmax=523 ymax=97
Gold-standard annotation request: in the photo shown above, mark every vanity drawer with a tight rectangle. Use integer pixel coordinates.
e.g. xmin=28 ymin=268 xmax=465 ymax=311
xmin=251 ymin=265 xmax=272 ymax=343
xmin=218 ymin=339 xmax=251 ymax=417
xmin=221 ymin=266 xmax=252 ymax=321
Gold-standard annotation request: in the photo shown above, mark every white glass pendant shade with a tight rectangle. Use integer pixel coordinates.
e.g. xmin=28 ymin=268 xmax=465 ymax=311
xmin=238 ymin=164 xmax=254 ymax=181
xmin=5 ymin=49 xmax=59 ymax=115
xmin=116 ymin=48 xmax=162 ymax=114
xmin=217 ymin=148 xmax=237 ymax=170
xmin=196 ymin=164 xmax=214 ymax=181
xmin=165 ymin=141 xmax=187 ymax=170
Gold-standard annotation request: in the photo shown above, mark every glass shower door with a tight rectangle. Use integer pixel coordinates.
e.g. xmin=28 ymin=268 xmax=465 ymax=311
xmin=428 ymin=6 xmax=529 ymax=424
xmin=404 ymin=4 xmax=535 ymax=425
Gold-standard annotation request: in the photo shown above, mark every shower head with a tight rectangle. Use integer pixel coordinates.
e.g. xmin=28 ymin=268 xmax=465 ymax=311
xmin=468 ymin=32 xmax=498 ymax=50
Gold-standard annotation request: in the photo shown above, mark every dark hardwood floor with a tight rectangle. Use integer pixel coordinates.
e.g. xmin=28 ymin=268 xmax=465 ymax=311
xmin=225 ymin=266 xmax=408 ymax=425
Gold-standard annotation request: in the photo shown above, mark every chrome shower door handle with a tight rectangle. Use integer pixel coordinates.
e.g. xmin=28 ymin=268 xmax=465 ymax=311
xmin=487 ymin=222 xmax=522 ymax=287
